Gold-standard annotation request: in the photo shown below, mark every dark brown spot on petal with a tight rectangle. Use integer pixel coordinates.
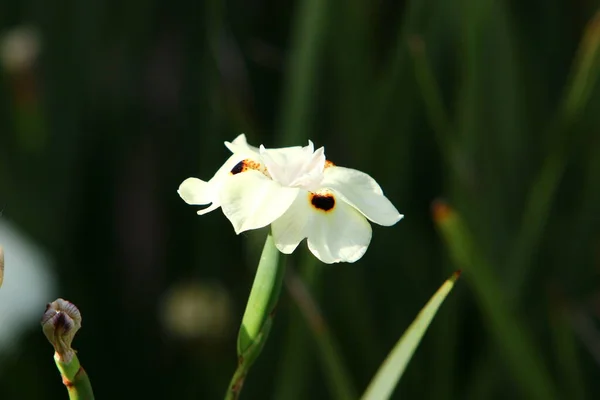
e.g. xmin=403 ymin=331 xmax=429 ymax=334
xmin=310 ymin=192 xmax=335 ymax=212
xmin=231 ymin=160 xmax=245 ymax=175
xmin=324 ymin=160 xmax=335 ymax=168
xmin=230 ymin=159 xmax=265 ymax=175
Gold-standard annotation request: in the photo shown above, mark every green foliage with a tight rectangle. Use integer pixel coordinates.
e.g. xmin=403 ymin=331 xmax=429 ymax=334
xmin=0 ymin=0 xmax=599 ymax=399
xmin=362 ymin=271 xmax=460 ymax=400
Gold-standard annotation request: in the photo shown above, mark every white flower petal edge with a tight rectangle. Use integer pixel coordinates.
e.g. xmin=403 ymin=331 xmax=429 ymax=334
xmin=271 ymin=192 xmax=373 ymax=264
xmin=270 ymin=193 xmax=311 ymax=254
xmin=178 ymin=177 xmax=213 ymax=205
xmin=220 ymin=170 xmax=300 ymax=234
xmin=177 ymin=152 xmax=247 ymax=215
xmin=225 ymin=133 xmax=260 ymax=155
xmin=321 ymin=166 xmax=403 ymax=226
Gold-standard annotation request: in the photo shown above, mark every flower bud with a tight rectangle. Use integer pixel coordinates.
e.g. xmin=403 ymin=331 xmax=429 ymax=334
xmin=41 ymin=298 xmax=82 ymax=363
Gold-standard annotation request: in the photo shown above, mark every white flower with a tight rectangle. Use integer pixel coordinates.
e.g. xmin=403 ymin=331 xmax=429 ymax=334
xmin=178 ymin=134 xmax=403 ymax=264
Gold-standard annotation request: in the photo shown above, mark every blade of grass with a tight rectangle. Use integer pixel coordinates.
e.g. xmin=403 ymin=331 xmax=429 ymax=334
xmin=361 ymin=270 xmax=461 ymax=400
xmin=369 ymin=0 xmax=433 ymax=133
xmin=569 ymin=308 xmax=600 ymax=367
xmin=548 ymin=295 xmax=586 ymax=399
xmin=286 ymin=267 xmax=357 ymax=400
xmin=273 ymin=304 xmax=314 ymax=400
xmin=463 ymin=353 xmax=503 ymax=400
xmin=408 ymin=36 xmax=456 ymax=168
xmin=274 ymin=256 xmax=321 ymax=400
xmin=507 ymin=10 xmax=600 ymax=298
xmin=276 ymin=0 xmax=328 ymax=147
xmin=565 ymin=136 xmax=600 ymax=265
xmin=428 ymin=271 xmax=460 ymax=400
xmin=433 ymin=200 xmax=558 ymax=400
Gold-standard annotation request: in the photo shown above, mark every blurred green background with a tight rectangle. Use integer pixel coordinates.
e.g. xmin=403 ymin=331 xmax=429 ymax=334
xmin=1 ymin=0 xmax=600 ymax=399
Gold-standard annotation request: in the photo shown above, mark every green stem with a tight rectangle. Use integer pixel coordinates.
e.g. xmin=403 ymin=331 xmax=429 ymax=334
xmin=225 ymin=317 xmax=274 ymax=400
xmin=225 ymin=233 xmax=285 ymax=399
xmin=237 ymin=233 xmax=283 ymax=355
xmin=224 ymin=364 xmax=246 ymax=400
xmin=54 ymin=353 xmax=95 ymax=400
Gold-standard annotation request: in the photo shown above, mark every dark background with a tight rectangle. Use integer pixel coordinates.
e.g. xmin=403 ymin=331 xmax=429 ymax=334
xmin=0 ymin=0 xmax=599 ymax=399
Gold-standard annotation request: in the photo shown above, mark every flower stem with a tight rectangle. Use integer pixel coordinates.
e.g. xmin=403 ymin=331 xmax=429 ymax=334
xmin=225 ymin=233 xmax=285 ymax=399
xmin=54 ymin=353 xmax=95 ymax=400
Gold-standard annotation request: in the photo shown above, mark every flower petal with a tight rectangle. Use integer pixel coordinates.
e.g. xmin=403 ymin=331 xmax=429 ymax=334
xmin=260 ymin=141 xmax=325 ymax=189
xmin=321 ymin=166 xmax=403 ymax=226
xmin=178 ymin=152 xmax=251 ymax=215
xmin=178 ymin=178 xmax=212 ymax=205
xmin=219 ymin=170 xmax=299 ymax=234
xmin=271 ymin=190 xmax=372 ymax=263
xmin=271 ymin=192 xmax=311 ymax=254
xmin=224 ymin=133 xmax=260 ymax=155
xmin=306 ymin=196 xmax=372 ymax=264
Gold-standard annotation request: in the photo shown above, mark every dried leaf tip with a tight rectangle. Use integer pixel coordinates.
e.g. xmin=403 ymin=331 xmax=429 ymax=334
xmin=431 ymin=199 xmax=454 ymax=223
xmin=451 ymin=270 xmax=462 ymax=282
xmin=407 ymin=36 xmax=425 ymax=53
xmin=41 ymin=299 xmax=82 ymax=363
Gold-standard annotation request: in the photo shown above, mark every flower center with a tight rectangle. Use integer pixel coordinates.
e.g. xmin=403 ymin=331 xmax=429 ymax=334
xmin=259 ymin=141 xmax=326 ymax=190
xmin=310 ymin=192 xmax=335 ymax=212
xmin=230 ymin=159 xmax=266 ymax=175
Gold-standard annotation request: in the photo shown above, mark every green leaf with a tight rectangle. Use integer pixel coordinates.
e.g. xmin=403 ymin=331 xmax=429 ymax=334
xmin=361 ymin=270 xmax=461 ymax=400
xmin=433 ymin=200 xmax=559 ymax=400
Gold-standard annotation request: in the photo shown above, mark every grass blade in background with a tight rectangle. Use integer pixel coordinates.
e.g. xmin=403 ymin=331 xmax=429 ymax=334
xmin=285 ymin=267 xmax=357 ymax=400
xmin=408 ymin=36 xmax=456 ymax=166
xmin=433 ymin=200 xmax=559 ymax=400
xmin=548 ymin=295 xmax=587 ymax=400
xmin=361 ymin=270 xmax=461 ymax=400
xmin=558 ymin=11 xmax=600 ymax=126
xmin=276 ymin=0 xmax=328 ymax=147
xmin=507 ymin=10 xmax=600 ymax=297
xmin=274 ymin=255 xmax=321 ymax=400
